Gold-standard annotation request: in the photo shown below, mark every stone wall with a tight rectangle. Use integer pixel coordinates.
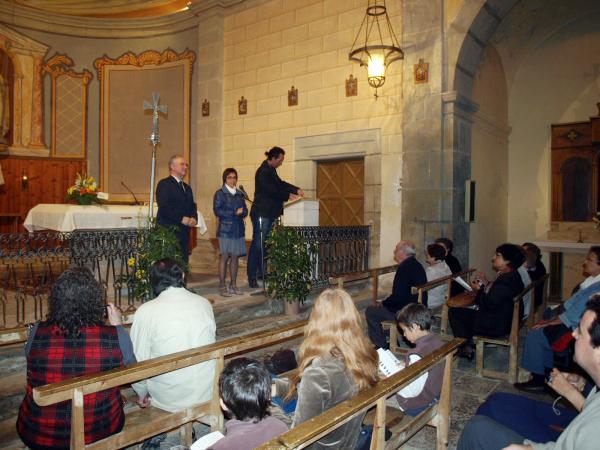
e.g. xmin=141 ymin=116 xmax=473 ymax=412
xmin=216 ymin=0 xmax=403 ymax=265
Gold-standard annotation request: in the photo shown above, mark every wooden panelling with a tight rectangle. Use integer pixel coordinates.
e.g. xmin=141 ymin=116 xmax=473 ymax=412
xmin=317 ymin=158 xmax=364 ymax=226
xmin=0 ymin=156 xmax=86 ymax=232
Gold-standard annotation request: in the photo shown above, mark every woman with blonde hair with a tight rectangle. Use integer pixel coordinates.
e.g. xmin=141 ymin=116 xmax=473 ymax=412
xmin=273 ymin=288 xmax=379 ymax=449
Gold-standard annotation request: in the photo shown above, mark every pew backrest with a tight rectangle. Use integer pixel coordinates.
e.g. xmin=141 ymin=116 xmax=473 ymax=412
xmin=33 ymin=320 xmax=308 ymax=449
xmin=256 ymin=338 xmax=463 ymax=450
xmin=329 ymin=264 xmax=397 ymax=305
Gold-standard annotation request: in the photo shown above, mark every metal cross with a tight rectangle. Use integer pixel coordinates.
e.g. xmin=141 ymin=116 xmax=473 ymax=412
xmin=143 ymin=92 xmax=168 ymax=145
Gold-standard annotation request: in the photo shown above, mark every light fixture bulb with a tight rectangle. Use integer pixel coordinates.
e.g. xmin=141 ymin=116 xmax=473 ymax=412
xmin=367 ymin=54 xmax=385 ymax=78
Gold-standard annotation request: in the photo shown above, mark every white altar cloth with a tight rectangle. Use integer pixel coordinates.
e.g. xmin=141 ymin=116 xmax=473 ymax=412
xmin=23 ymin=204 xmax=207 ymax=234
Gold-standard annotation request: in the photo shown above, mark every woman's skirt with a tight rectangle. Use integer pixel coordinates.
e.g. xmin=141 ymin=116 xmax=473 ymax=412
xmin=219 ymin=237 xmax=247 ymax=256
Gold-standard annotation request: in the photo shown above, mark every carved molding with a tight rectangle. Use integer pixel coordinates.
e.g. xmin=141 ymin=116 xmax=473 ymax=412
xmin=94 ymin=48 xmax=196 ymax=81
xmin=43 ymin=52 xmax=91 ymax=158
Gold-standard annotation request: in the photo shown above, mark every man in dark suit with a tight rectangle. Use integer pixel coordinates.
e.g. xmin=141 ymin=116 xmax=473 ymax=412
xmin=366 ymin=240 xmax=428 ymax=349
xmin=156 ymin=155 xmax=198 ymax=263
xmin=247 ymin=146 xmax=303 ymax=288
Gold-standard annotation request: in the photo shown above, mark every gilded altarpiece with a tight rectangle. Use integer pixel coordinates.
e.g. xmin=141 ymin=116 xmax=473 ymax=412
xmin=94 ymin=49 xmax=195 ymax=201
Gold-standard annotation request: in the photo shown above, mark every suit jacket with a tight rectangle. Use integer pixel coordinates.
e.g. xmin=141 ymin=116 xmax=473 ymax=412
xmin=156 ymin=176 xmax=198 ymax=230
xmin=382 ymin=256 xmax=428 ymax=313
xmin=250 ymin=160 xmax=299 ymax=220
xmin=473 ymin=270 xmax=524 ymax=337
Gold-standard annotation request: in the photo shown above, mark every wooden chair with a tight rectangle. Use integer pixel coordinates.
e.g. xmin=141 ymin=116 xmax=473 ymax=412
xmin=257 ymin=338 xmax=463 ymax=450
xmin=329 ymin=264 xmax=398 ymax=305
xmin=474 ymin=274 xmax=549 ymax=384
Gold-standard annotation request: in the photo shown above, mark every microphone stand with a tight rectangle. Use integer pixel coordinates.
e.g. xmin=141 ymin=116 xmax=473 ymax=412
xmin=239 ymin=188 xmax=267 ymax=295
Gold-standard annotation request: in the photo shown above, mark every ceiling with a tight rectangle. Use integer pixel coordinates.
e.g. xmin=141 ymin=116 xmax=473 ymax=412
xmin=9 ymin=0 xmax=191 ymax=18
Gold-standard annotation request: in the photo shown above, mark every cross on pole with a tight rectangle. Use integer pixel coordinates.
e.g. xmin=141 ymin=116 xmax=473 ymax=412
xmin=143 ymin=92 xmax=168 ymax=219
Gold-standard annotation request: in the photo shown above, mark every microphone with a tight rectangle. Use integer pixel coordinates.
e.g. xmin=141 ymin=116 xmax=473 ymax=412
xmin=121 ymin=181 xmax=140 ymax=205
xmin=238 ymin=185 xmax=253 ymax=204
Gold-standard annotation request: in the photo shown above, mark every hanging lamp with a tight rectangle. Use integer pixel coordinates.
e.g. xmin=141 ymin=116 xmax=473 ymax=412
xmin=349 ymin=0 xmax=403 ymax=98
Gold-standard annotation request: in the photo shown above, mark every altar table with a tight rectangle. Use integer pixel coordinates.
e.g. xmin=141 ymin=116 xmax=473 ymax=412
xmin=23 ymin=204 xmax=207 ymax=234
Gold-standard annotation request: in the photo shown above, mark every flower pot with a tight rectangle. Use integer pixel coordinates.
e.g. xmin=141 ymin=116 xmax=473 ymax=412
xmin=284 ymin=299 xmax=300 ymax=316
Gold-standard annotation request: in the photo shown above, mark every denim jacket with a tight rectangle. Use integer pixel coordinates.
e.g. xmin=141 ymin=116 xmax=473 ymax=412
xmin=213 ymin=186 xmax=248 ymax=239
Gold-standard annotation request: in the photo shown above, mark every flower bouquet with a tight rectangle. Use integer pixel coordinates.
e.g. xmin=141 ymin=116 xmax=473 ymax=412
xmin=66 ymin=173 xmax=99 ymax=205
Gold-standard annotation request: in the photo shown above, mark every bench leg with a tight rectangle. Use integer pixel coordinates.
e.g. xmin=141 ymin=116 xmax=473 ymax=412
xmin=180 ymin=422 xmax=193 ymax=447
xmin=508 ymin=341 xmax=518 ymax=385
xmin=440 ymin=304 xmax=448 ymax=334
xmin=370 ymin=397 xmax=386 ymax=450
xmin=475 ymin=340 xmax=484 ymax=378
xmin=389 ymin=326 xmax=399 ymax=354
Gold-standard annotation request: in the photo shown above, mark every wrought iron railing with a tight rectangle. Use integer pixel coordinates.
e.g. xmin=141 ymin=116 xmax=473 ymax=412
xmin=0 ymin=225 xmax=370 ymax=327
xmin=0 ymin=229 xmax=148 ymax=326
xmin=288 ymin=226 xmax=370 ymax=287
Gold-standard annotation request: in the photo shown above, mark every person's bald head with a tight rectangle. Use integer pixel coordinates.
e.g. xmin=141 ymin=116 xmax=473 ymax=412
xmin=393 ymin=240 xmax=416 ymax=263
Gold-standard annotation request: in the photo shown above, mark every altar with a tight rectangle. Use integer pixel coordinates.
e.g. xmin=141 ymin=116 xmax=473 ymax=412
xmin=23 ymin=203 xmax=207 ymax=234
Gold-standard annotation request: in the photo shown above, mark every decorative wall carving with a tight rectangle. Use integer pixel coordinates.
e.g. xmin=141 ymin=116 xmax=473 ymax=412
xmin=94 ymin=48 xmax=195 ymax=200
xmin=43 ymin=53 xmax=92 ymax=159
xmin=0 ymin=24 xmax=49 ymax=156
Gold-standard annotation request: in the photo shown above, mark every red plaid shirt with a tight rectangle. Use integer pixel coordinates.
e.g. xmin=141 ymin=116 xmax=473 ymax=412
xmin=17 ymin=324 xmax=124 ymax=449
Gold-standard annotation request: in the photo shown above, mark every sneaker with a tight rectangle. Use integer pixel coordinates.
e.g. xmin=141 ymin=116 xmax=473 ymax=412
xmin=228 ymin=285 xmax=243 ymax=295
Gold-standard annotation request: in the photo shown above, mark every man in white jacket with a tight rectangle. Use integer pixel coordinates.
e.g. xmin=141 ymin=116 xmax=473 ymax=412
xmin=131 ymin=258 xmax=216 ymax=413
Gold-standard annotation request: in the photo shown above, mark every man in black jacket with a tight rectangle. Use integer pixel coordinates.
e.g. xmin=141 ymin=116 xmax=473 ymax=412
xmin=366 ymin=240 xmax=427 ymax=349
xmin=247 ymin=147 xmax=303 ymax=288
xmin=156 ymin=155 xmax=198 ymax=263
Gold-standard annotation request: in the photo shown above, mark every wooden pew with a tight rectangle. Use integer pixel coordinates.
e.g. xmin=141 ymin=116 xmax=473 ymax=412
xmin=382 ymin=268 xmax=475 ymax=352
xmin=256 ymin=338 xmax=463 ymax=450
xmin=474 ymin=274 xmax=549 ymax=384
xmin=33 ymin=321 xmax=308 ymax=449
xmin=329 ymin=264 xmax=398 ymax=305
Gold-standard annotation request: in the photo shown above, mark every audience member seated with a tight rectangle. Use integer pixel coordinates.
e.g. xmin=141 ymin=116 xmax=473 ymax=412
xmin=273 ymin=289 xmax=379 ymax=450
xmin=517 ymin=249 xmax=533 ymax=318
xmin=457 ymin=299 xmax=600 ymax=450
xmin=366 ymin=240 xmax=427 ymax=349
xmin=424 ymin=243 xmax=452 ymax=310
xmin=515 ymin=246 xmax=600 ymax=392
xmin=435 ymin=237 xmax=464 ymax=296
xmin=395 ymin=303 xmax=446 ymax=416
xmin=523 ymin=242 xmax=547 ymax=307
xmin=208 ymin=358 xmax=288 ymax=450
xmin=448 ymin=243 xmax=525 ymax=360
xmin=131 ymin=258 xmax=216 ymax=411
xmin=16 ymin=267 xmax=135 ymax=450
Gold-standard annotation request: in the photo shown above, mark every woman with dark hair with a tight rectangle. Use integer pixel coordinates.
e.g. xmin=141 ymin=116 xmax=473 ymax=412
xmin=214 ymin=167 xmax=248 ymax=296
xmin=523 ymin=242 xmax=547 ymax=307
xmin=435 ymin=237 xmax=464 ymax=296
xmin=425 ymin=243 xmax=452 ymax=309
xmin=274 ymin=289 xmax=379 ymax=449
xmin=448 ymin=243 xmax=525 ymax=359
xmin=16 ymin=267 xmax=135 ymax=450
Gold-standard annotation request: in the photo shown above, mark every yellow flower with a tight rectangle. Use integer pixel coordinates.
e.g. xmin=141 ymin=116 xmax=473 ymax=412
xmin=127 ymin=257 xmax=136 ymax=267
xmin=67 ymin=186 xmax=75 ymax=195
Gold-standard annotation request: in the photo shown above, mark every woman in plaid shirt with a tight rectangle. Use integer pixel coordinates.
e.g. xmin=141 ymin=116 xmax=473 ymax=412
xmin=16 ymin=267 xmax=135 ymax=449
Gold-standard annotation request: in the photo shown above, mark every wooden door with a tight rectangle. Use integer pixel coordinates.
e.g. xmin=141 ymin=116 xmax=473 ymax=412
xmin=317 ymin=159 xmax=364 ymax=226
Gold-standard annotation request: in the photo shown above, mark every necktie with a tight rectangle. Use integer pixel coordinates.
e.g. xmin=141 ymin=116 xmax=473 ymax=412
xmin=178 ymin=180 xmax=185 ymax=192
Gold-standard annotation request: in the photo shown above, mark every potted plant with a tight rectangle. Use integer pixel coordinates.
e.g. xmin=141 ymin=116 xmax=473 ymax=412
xmin=265 ymin=223 xmax=313 ymax=315
xmin=122 ymin=223 xmax=185 ymax=301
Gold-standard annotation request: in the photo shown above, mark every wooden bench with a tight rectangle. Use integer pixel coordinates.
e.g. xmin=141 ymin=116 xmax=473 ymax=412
xmin=474 ymin=274 xmax=549 ymax=384
xmin=256 ymin=337 xmax=463 ymax=450
xmin=33 ymin=321 xmax=308 ymax=449
xmin=382 ymin=268 xmax=475 ymax=352
xmin=329 ymin=264 xmax=398 ymax=305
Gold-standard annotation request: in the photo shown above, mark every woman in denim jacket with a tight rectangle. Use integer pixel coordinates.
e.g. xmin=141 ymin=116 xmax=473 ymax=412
xmin=213 ymin=168 xmax=248 ymax=296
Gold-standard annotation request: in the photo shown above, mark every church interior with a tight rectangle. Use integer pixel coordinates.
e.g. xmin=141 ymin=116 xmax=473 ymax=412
xmin=1 ymin=0 xmax=600 ymax=449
